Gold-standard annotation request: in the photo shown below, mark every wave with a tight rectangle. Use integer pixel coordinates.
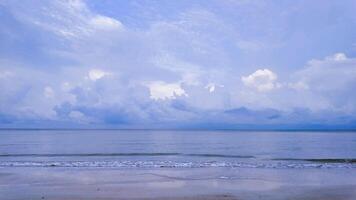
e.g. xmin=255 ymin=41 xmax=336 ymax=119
xmin=0 ymin=160 xmax=355 ymax=169
xmin=272 ymin=158 xmax=356 ymax=163
xmin=2 ymin=153 xmax=356 ymax=164
xmin=0 ymin=153 xmax=254 ymax=159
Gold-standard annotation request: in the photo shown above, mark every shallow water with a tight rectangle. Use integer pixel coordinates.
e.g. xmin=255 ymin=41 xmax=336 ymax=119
xmin=1 ymin=130 xmax=356 ymax=169
xmin=1 ymin=167 xmax=356 ymax=200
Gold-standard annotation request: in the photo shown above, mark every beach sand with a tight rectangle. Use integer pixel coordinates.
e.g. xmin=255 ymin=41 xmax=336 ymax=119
xmin=1 ymin=167 xmax=356 ymax=200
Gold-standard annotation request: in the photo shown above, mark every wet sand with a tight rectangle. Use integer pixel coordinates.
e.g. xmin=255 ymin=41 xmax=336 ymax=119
xmin=1 ymin=167 xmax=356 ymax=200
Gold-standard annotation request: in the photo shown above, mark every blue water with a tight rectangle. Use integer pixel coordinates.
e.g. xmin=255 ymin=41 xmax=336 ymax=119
xmin=0 ymin=130 xmax=356 ymax=169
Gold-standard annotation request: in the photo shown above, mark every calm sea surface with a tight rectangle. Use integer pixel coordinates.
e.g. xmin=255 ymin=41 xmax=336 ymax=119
xmin=0 ymin=130 xmax=356 ymax=169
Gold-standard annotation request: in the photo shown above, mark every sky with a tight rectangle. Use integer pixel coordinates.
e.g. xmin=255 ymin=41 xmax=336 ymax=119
xmin=0 ymin=0 xmax=356 ymax=129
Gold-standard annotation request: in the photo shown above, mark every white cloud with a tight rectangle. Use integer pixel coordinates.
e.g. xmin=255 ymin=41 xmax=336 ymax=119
xmin=90 ymin=15 xmax=123 ymax=31
xmin=327 ymin=53 xmax=347 ymax=61
xmin=7 ymin=0 xmax=123 ymax=40
xmin=293 ymin=52 xmax=356 ymax=112
xmin=87 ymin=69 xmax=110 ymax=81
xmin=206 ymin=84 xmax=215 ymax=93
xmin=147 ymin=81 xmax=187 ymax=100
xmin=2 ymin=1 xmax=356 ymax=126
xmin=241 ymin=69 xmax=279 ymax=92
xmin=296 ymin=53 xmax=355 ymax=91
xmin=205 ymin=83 xmax=224 ymax=93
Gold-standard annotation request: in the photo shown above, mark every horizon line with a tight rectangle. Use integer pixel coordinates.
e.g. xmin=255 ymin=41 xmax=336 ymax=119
xmin=0 ymin=128 xmax=356 ymax=132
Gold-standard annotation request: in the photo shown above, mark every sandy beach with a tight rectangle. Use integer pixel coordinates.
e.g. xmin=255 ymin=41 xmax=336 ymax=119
xmin=1 ymin=0 xmax=356 ymax=198
xmin=1 ymin=167 xmax=356 ymax=200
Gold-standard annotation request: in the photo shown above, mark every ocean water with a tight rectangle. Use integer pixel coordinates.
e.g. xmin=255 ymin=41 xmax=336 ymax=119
xmin=0 ymin=130 xmax=356 ymax=169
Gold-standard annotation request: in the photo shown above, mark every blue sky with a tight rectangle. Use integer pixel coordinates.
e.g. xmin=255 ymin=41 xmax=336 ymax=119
xmin=0 ymin=0 xmax=356 ymax=129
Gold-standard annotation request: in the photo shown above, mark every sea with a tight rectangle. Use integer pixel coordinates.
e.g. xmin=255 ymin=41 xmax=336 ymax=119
xmin=0 ymin=130 xmax=356 ymax=169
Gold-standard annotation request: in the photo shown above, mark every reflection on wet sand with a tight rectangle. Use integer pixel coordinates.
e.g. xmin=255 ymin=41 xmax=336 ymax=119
xmin=1 ymin=167 xmax=356 ymax=200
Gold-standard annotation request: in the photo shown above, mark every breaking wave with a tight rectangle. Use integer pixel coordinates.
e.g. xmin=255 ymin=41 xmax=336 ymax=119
xmin=1 ymin=160 xmax=355 ymax=169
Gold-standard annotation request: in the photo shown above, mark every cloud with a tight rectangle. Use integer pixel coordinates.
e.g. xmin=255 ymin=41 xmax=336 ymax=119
xmin=206 ymin=84 xmax=216 ymax=93
xmin=205 ymin=83 xmax=224 ymax=93
xmin=4 ymin=0 xmax=124 ymax=40
xmin=1 ymin=1 xmax=356 ymax=128
xmin=293 ymin=53 xmax=356 ymax=113
xmin=147 ymin=81 xmax=187 ymax=100
xmin=90 ymin=15 xmax=123 ymax=31
xmin=241 ymin=69 xmax=280 ymax=92
xmin=326 ymin=53 xmax=347 ymax=61
xmin=87 ymin=69 xmax=111 ymax=81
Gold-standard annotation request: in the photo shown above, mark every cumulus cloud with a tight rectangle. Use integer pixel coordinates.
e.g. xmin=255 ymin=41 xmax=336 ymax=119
xmin=241 ymin=69 xmax=280 ymax=92
xmin=293 ymin=53 xmax=356 ymax=112
xmin=147 ymin=81 xmax=187 ymax=100
xmin=1 ymin=0 xmax=356 ymax=128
